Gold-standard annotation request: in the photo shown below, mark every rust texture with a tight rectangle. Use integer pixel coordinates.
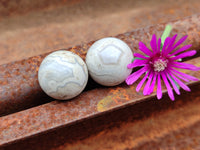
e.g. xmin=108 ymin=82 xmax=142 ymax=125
xmin=0 ymin=56 xmax=200 ymax=147
xmin=0 ymin=14 xmax=200 ymax=116
xmin=2 ymin=83 xmax=200 ymax=150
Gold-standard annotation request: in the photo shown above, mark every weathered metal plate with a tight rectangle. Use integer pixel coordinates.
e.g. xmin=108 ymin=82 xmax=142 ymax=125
xmin=0 ymin=57 xmax=199 ymax=147
xmin=0 ymin=15 xmax=199 ymax=116
xmin=0 ymin=1 xmax=200 ymax=149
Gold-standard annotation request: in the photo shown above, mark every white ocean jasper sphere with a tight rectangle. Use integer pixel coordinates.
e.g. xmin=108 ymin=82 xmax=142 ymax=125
xmin=86 ymin=37 xmax=133 ymax=86
xmin=38 ymin=50 xmax=88 ymax=100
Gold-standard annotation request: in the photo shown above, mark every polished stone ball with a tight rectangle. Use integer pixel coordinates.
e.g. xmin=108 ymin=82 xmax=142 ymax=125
xmin=38 ymin=50 xmax=88 ymax=100
xmin=86 ymin=37 xmax=133 ymax=86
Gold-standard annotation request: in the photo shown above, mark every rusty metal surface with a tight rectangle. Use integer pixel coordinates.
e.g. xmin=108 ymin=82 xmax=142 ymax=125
xmin=2 ymin=83 xmax=200 ymax=150
xmin=0 ymin=1 xmax=199 ymax=149
xmin=0 ymin=56 xmax=200 ymax=147
xmin=55 ymin=85 xmax=200 ymax=150
xmin=0 ymin=14 xmax=200 ymax=116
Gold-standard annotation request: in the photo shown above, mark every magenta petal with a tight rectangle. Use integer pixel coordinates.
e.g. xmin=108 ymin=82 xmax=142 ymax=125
xmin=157 ymin=74 xmax=162 ymax=99
xmin=169 ymin=44 xmax=192 ymax=56
xmin=157 ymin=38 xmax=161 ymax=53
xmin=172 ymin=35 xmax=188 ymax=50
xmin=171 ymin=62 xmax=200 ymax=71
xmin=126 ymin=67 xmax=148 ymax=85
xmin=166 ymin=73 xmax=180 ymax=95
xmin=169 ymin=68 xmax=189 ymax=82
xmin=143 ymin=71 xmax=153 ymax=95
xmin=148 ymin=73 xmax=157 ymax=95
xmin=169 ymin=72 xmax=191 ymax=92
xmin=161 ymin=72 xmax=175 ymax=101
xmin=127 ymin=59 xmax=147 ymax=69
xmin=139 ymin=41 xmax=153 ymax=56
xmin=127 ymin=63 xmax=134 ymax=69
xmin=134 ymin=53 xmax=149 ymax=59
xmin=150 ymin=34 xmax=157 ymax=53
xmin=136 ymin=71 xmax=149 ymax=92
xmin=171 ymin=68 xmax=199 ymax=81
xmin=171 ymin=50 xmax=196 ymax=60
xmin=166 ymin=34 xmax=177 ymax=54
xmin=162 ymin=37 xmax=171 ymax=55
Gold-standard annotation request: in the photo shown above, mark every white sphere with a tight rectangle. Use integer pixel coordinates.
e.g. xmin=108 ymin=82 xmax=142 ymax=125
xmin=38 ymin=50 xmax=88 ymax=100
xmin=86 ymin=37 xmax=133 ymax=86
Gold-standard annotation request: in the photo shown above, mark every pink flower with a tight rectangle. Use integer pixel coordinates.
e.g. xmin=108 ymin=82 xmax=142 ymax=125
xmin=126 ymin=34 xmax=200 ymax=100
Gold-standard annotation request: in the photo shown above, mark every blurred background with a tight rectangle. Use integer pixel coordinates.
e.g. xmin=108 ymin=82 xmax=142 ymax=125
xmin=0 ymin=0 xmax=199 ymax=65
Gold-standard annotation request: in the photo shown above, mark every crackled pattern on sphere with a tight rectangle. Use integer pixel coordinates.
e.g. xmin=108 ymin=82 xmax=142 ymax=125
xmin=86 ymin=37 xmax=133 ymax=86
xmin=38 ymin=50 xmax=88 ymax=100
